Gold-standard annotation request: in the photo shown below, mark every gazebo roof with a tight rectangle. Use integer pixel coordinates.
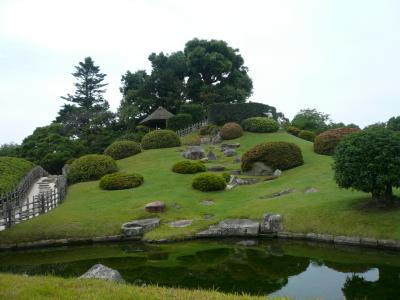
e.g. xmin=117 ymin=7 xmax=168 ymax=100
xmin=140 ymin=106 xmax=174 ymax=124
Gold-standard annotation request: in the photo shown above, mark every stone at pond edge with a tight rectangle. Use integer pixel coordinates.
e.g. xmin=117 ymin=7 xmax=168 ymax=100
xmin=145 ymin=201 xmax=166 ymax=213
xmin=236 ymin=240 xmax=258 ymax=246
xmin=196 ymin=219 xmax=260 ymax=237
xmin=80 ymin=264 xmax=126 ymax=283
xmin=244 ymin=162 xmax=273 ymax=176
xmin=260 ymin=214 xmax=283 ymax=233
xmin=121 ymin=218 xmax=160 ymax=236
xmin=207 ymin=150 xmax=218 ymax=161
xmin=169 ymin=220 xmax=193 ymax=228
xmin=182 ymin=146 xmax=206 ymax=160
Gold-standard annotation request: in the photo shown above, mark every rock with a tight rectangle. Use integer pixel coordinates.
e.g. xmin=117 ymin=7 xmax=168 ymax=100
xmin=316 ymin=234 xmax=334 ymax=243
xmin=172 ymin=203 xmax=181 ymax=209
xmin=200 ymin=137 xmax=211 ymax=144
xmin=203 ymin=214 xmax=213 ymax=220
xmin=230 ymin=170 xmax=241 ymax=175
xmin=260 ymin=188 xmax=295 ymax=199
xmin=80 ymin=264 xmax=125 ymax=283
xmin=121 ymin=218 xmax=160 ymax=236
xmin=305 ymin=187 xmax=319 ymax=194
xmin=207 ymin=165 xmax=225 ymax=171
xmin=277 ymin=232 xmax=293 ymax=239
xmin=237 ymin=240 xmax=257 ymax=246
xmin=169 ymin=220 xmax=192 ymax=228
xmin=233 ymin=156 xmax=241 ymax=163
xmin=223 ymin=149 xmax=237 ymax=157
xmin=360 ymin=237 xmax=378 ymax=247
xmin=334 ymin=236 xmax=361 ymax=246
xmin=221 ymin=143 xmax=240 ymax=149
xmin=196 ymin=219 xmax=260 ymax=237
xmin=207 ymin=151 xmax=218 ymax=161
xmin=200 ymin=157 xmax=209 ymax=163
xmin=145 ymin=201 xmax=166 ymax=213
xmin=211 ymin=132 xmax=222 ymax=144
xmin=244 ymin=162 xmax=273 ymax=176
xmin=377 ymin=239 xmax=400 ymax=249
xmin=200 ymin=200 xmax=214 ymax=205
xmin=273 ymin=169 xmax=282 ymax=177
xmin=182 ymin=146 xmax=205 ymax=160
xmin=260 ymin=214 xmax=283 ymax=233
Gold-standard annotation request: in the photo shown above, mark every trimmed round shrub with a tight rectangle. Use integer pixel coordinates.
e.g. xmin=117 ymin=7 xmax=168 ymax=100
xmin=99 ymin=172 xmax=144 ymax=190
xmin=192 ymin=173 xmax=227 ymax=192
xmin=141 ymin=130 xmax=181 ymax=150
xmin=68 ymin=154 xmax=118 ymax=183
xmin=200 ymin=124 xmax=218 ymax=136
xmin=298 ymin=130 xmax=316 ymax=142
xmin=241 ymin=142 xmax=304 ymax=172
xmin=286 ymin=126 xmax=301 ymax=136
xmin=167 ymin=113 xmax=193 ymax=131
xmin=242 ymin=117 xmax=279 ymax=133
xmin=104 ymin=140 xmax=141 ymax=160
xmin=314 ymin=127 xmax=360 ymax=155
xmin=222 ymin=172 xmax=231 ymax=183
xmin=172 ymin=160 xmax=206 ymax=174
xmin=220 ymin=122 xmax=243 ymax=140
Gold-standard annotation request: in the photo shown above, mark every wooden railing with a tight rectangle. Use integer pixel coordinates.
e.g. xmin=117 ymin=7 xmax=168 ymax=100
xmin=0 ymin=166 xmax=68 ymax=229
xmin=176 ymin=120 xmax=208 ymax=137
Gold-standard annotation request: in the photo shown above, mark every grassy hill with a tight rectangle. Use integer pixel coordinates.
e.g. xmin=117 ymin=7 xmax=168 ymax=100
xmin=0 ymin=157 xmax=34 ymax=195
xmin=1 ymin=131 xmax=400 ymax=243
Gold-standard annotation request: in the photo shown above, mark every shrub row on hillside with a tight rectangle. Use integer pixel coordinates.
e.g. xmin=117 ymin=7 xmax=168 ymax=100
xmin=99 ymin=172 xmax=144 ymax=190
xmin=298 ymin=130 xmax=316 ymax=142
xmin=141 ymin=130 xmax=181 ymax=149
xmin=286 ymin=126 xmax=301 ymax=136
xmin=68 ymin=154 xmax=118 ymax=183
xmin=172 ymin=161 xmax=206 ymax=174
xmin=314 ymin=127 xmax=360 ymax=155
xmin=104 ymin=140 xmax=141 ymax=160
xmin=242 ymin=117 xmax=279 ymax=133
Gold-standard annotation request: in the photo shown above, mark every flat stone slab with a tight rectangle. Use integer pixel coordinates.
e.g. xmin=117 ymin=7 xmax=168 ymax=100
xmin=221 ymin=143 xmax=241 ymax=149
xmin=200 ymin=200 xmax=215 ymax=205
xmin=334 ymin=235 xmax=361 ymax=246
xmin=207 ymin=165 xmax=225 ymax=171
xmin=197 ymin=219 xmax=260 ymax=237
xmin=121 ymin=218 xmax=160 ymax=236
xmin=305 ymin=187 xmax=319 ymax=194
xmin=145 ymin=201 xmax=165 ymax=213
xmin=169 ymin=220 xmax=192 ymax=228
xmin=80 ymin=264 xmax=125 ymax=283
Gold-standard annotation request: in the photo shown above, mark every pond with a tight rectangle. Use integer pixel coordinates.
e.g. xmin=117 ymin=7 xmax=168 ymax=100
xmin=0 ymin=239 xmax=400 ymax=300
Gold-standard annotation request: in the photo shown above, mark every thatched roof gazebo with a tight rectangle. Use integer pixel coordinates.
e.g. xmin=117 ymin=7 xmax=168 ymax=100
xmin=140 ymin=106 xmax=174 ymax=129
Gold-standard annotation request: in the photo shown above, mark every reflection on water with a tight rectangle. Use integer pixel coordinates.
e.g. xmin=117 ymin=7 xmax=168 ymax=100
xmin=0 ymin=239 xmax=399 ymax=300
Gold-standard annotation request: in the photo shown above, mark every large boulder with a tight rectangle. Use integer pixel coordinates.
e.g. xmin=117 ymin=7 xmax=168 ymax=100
xmin=182 ymin=146 xmax=205 ymax=160
xmin=260 ymin=214 xmax=283 ymax=233
xmin=121 ymin=218 xmax=160 ymax=236
xmin=145 ymin=201 xmax=166 ymax=213
xmin=207 ymin=150 xmax=218 ymax=161
xmin=243 ymin=161 xmax=273 ymax=176
xmin=196 ymin=219 xmax=260 ymax=237
xmin=80 ymin=264 xmax=125 ymax=283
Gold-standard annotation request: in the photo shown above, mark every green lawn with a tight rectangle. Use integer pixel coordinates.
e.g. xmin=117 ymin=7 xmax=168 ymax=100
xmin=0 ymin=273 xmax=281 ymax=300
xmin=1 ymin=131 xmax=400 ymax=243
xmin=0 ymin=157 xmax=34 ymax=195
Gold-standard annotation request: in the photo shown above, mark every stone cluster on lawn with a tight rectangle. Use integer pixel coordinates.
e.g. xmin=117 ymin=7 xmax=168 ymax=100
xmin=182 ymin=146 xmax=205 ymax=160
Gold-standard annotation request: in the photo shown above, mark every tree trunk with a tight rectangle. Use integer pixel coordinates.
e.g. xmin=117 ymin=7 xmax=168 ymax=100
xmin=372 ymin=185 xmax=393 ymax=206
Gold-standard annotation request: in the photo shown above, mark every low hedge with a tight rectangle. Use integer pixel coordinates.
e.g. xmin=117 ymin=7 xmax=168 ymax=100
xmin=220 ymin=122 xmax=243 ymax=140
xmin=167 ymin=113 xmax=193 ymax=131
xmin=192 ymin=173 xmax=227 ymax=192
xmin=242 ymin=117 xmax=279 ymax=133
xmin=286 ymin=126 xmax=301 ymax=136
xmin=104 ymin=140 xmax=141 ymax=160
xmin=298 ymin=130 xmax=316 ymax=142
xmin=99 ymin=172 xmax=144 ymax=190
xmin=172 ymin=161 xmax=206 ymax=174
xmin=241 ymin=142 xmax=304 ymax=172
xmin=68 ymin=154 xmax=118 ymax=183
xmin=141 ymin=130 xmax=181 ymax=149
xmin=314 ymin=127 xmax=360 ymax=155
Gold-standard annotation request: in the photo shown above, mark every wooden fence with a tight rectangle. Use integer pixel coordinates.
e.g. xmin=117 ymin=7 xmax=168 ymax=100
xmin=0 ymin=166 xmax=68 ymax=229
xmin=176 ymin=120 xmax=208 ymax=137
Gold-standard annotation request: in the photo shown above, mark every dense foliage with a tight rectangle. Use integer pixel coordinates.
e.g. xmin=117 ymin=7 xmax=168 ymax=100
xmin=68 ymin=154 xmax=118 ymax=183
xmin=117 ymin=125 xmax=150 ymax=143
xmin=166 ymin=113 xmax=193 ymax=131
xmin=192 ymin=173 xmax=227 ymax=191
xmin=314 ymin=127 xmax=360 ymax=155
xmin=0 ymin=143 xmax=19 ymax=157
xmin=208 ymin=102 xmax=285 ymax=125
xmin=99 ymin=172 xmax=144 ymax=190
xmin=241 ymin=117 xmax=279 ymax=133
xmin=104 ymin=140 xmax=141 ymax=160
xmin=222 ymin=172 xmax=231 ymax=183
xmin=291 ymin=109 xmax=330 ymax=133
xmin=387 ymin=116 xmax=400 ymax=131
xmin=333 ymin=129 xmax=400 ymax=204
xmin=141 ymin=130 xmax=181 ymax=149
xmin=172 ymin=160 xmax=206 ymax=174
xmin=298 ymin=130 xmax=316 ymax=142
xmin=0 ymin=157 xmax=35 ymax=195
xmin=199 ymin=124 xmax=218 ymax=136
xmin=220 ymin=122 xmax=243 ymax=140
xmin=179 ymin=104 xmax=204 ymax=123
xmin=241 ymin=142 xmax=304 ymax=171
xmin=286 ymin=126 xmax=301 ymax=136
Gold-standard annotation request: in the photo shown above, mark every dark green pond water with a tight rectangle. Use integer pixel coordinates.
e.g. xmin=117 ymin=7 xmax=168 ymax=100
xmin=1 ymin=239 xmax=400 ymax=300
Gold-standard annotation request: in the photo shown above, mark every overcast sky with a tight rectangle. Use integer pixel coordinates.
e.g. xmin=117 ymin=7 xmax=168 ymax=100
xmin=1 ymin=0 xmax=399 ymax=144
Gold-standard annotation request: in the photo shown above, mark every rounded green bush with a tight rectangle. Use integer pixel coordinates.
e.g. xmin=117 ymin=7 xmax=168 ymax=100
xmin=242 ymin=117 xmax=279 ymax=133
xmin=241 ymin=142 xmax=304 ymax=172
xmin=314 ymin=127 xmax=360 ymax=155
xmin=141 ymin=130 xmax=181 ymax=150
xmin=104 ymin=140 xmax=141 ymax=160
xmin=167 ymin=113 xmax=193 ymax=131
xmin=220 ymin=122 xmax=243 ymax=140
xmin=172 ymin=160 xmax=206 ymax=174
xmin=221 ymin=172 xmax=231 ymax=183
xmin=192 ymin=173 xmax=227 ymax=192
xmin=298 ymin=130 xmax=316 ymax=142
xmin=99 ymin=172 xmax=144 ymax=190
xmin=286 ymin=126 xmax=301 ymax=136
xmin=68 ymin=154 xmax=118 ymax=183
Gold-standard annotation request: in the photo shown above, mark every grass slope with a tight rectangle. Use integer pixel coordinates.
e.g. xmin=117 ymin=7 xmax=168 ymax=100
xmin=1 ymin=131 xmax=400 ymax=243
xmin=0 ymin=157 xmax=34 ymax=195
xmin=0 ymin=274 xmax=281 ymax=300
